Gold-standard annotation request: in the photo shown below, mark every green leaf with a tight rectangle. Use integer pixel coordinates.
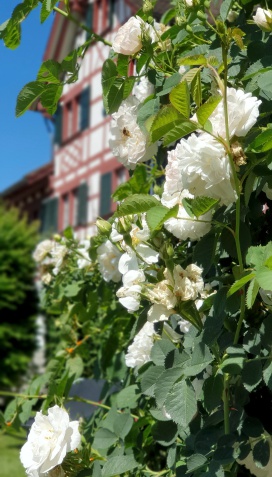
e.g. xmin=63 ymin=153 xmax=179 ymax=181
xmin=150 ymin=105 xmax=181 ymax=142
xmin=116 ymin=385 xmax=140 ymax=409
xmin=102 ymin=455 xmax=139 ymax=477
xmin=106 ymin=79 xmax=125 ymax=114
xmin=141 ymin=366 xmax=164 ymax=396
xmin=16 ymin=81 xmax=46 ymax=117
xmin=164 ymin=380 xmax=197 ymax=428
xmin=163 ymin=120 xmax=197 ymax=146
xmin=203 ymin=375 xmax=223 ymax=412
xmin=151 ymin=340 xmax=176 ymax=366
xmin=263 ymin=360 xmax=272 ymax=390
xmin=160 ymin=8 xmax=176 ymax=24
xmin=227 ymin=273 xmax=255 ymax=297
xmin=252 ymin=440 xmax=270 ymax=468
xmin=152 ymin=420 xmax=178 ymax=446
xmin=115 ymin=194 xmax=160 ymax=218
xmin=3 ymin=20 xmax=21 ymax=50
xmin=246 ymin=278 xmax=259 ymax=309
xmin=220 ymin=0 xmax=233 ymax=21
xmin=117 ymin=54 xmax=129 ymax=76
xmin=37 ymin=60 xmax=61 ymax=83
xmin=196 ymin=96 xmax=222 ymax=126
xmin=40 ymin=83 xmax=63 ymax=115
xmin=66 ymin=355 xmax=84 ymax=379
xmin=40 ymin=0 xmax=59 ymax=23
xmin=191 ymin=71 xmax=202 ymax=107
xmin=242 ymin=360 xmax=262 ymax=392
xmin=182 ymin=196 xmax=219 ymax=218
xmin=93 ymin=428 xmax=118 ymax=449
xmin=154 ymin=367 xmax=184 ymax=408
xmin=157 ymin=73 xmax=182 ymax=97
xmin=246 ymin=243 xmax=272 ymax=268
xmin=183 ymin=343 xmax=213 ymax=377
xmin=187 ymin=454 xmax=207 ymax=472
xmin=102 ymin=59 xmax=117 ymax=94
xmin=113 ymin=413 xmax=133 ymax=439
xmin=193 ymin=232 xmax=218 ymax=276
xmin=178 ymin=55 xmax=208 ymax=66
xmin=137 ymin=98 xmax=160 ymax=131
xmin=221 ymin=346 xmax=245 ymax=374
xmin=250 ymin=129 xmax=272 ymax=153
xmin=179 ymin=300 xmax=203 ymax=330
xmin=64 ymin=282 xmax=82 ymax=297
xmin=255 ymin=266 xmax=272 ymax=290
xmin=146 ymin=205 xmax=178 ymax=231
xmin=123 ymin=77 xmax=135 ymax=100
xmin=169 ymin=81 xmax=190 ymax=117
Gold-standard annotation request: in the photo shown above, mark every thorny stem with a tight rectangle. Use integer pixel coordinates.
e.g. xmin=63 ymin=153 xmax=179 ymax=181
xmin=53 ymin=6 xmax=112 ymax=47
xmin=0 ymin=391 xmax=138 ymax=420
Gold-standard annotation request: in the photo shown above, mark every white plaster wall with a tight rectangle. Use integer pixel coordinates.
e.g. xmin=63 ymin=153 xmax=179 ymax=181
xmin=89 ymin=127 xmax=103 ymax=156
xmin=89 ymin=171 xmax=100 ymax=195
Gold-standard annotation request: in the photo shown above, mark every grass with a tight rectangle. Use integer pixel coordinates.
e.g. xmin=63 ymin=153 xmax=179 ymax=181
xmin=0 ymin=428 xmax=26 ymax=477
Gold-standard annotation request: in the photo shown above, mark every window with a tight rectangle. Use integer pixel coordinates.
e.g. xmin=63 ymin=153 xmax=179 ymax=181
xmin=75 ymin=183 xmax=88 ymax=226
xmin=86 ymin=0 xmax=115 ymax=34
xmin=63 ymin=194 xmax=70 ymax=229
xmin=40 ymin=197 xmax=59 ymax=233
xmin=100 ymin=172 xmax=112 ymax=217
xmin=63 ymin=87 xmax=91 ymax=141
xmin=79 ymin=87 xmax=90 ymax=131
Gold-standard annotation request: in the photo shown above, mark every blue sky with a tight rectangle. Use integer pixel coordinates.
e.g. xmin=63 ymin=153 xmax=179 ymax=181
xmin=0 ymin=2 xmax=54 ymax=192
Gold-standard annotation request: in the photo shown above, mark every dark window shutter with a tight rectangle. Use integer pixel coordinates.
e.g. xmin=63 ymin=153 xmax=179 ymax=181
xmin=79 ymin=87 xmax=90 ymax=131
xmin=54 ymin=105 xmax=63 ymax=145
xmin=40 ymin=197 xmax=59 ymax=233
xmin=77 ymin=182 xmax=88 ymax=226
xmin=109 ymin=0 xmax=114 ymax=29
xmin=86 ymin=3 xmax=93 ymax=37
xmin=100 ymin=172 xmax=112 ymax=217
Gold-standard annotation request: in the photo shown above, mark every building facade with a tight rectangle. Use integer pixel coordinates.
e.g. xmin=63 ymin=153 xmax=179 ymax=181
xmin=40 ymin=0 xmax=137 ymax=239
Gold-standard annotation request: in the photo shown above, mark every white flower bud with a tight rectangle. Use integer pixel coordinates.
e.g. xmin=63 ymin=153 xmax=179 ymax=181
xmin=253 ymin=8 xmax=272 ymax=32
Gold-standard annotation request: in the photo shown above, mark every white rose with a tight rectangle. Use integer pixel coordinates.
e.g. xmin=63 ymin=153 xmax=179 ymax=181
xmin=116 ymin=269 xmax=145 ymax=312
xmin=133 ymin=75 xmax=154 ymax=102
xmin=147 ymin=304 xmax=174 ymax=322
xmin=147 ymin=279 xmax=177 ymax=310
xmin=164 ymin=133 xmax=237 ymax=206
xmin=33 ymin=240 xmax=54 ymax=263
xmin=161 ymin=190 xmax=212 ymax=241
xmin=112 ymin=16 xmax=143 ymax=55
xmin=97 ymin=240 xmax=122 ymax=282
xmin=125 ymin=321 xmax=156 ymax=368
xmin=109 ymin=97 xmax=158 ymax=170
xmin=253 ymin=8 xmax=272 ymax=32
xmin=209 ymin=88 xmax=261 ymax=139
xmin=20 ymin=405 xmax=81 ymax=477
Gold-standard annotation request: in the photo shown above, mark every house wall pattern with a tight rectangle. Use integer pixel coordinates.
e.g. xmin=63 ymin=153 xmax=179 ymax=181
xmin=50 ymin=0 xmax=132 ymax=239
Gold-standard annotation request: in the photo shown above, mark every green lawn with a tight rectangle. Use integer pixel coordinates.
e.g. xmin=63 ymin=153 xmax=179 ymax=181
xmin=0 ymin=429 xmax=26 ymax=477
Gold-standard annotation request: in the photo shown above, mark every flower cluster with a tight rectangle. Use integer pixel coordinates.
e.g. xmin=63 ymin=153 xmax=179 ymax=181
xmin=20 ymin=405 xmax=81 ymax=477
xmin=33 ymin=238 xmax=68 ymax=283
xmin=109 ymin=96 xmax=157 ymax=169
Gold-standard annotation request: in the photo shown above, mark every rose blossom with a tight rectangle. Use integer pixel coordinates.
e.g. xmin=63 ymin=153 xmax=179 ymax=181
xmin=209 ymin=87 xmax=261 ymax=139
xmin=20 ymin=405 xmax=81 ymax=477
xmin=97 ymin=240 xmax=122 ymax=282
xmin=33 ymin=240 xmax=54 ymax=263
xmin=253 ymin=8 xmax=272 ymax=32
xmin=109 ymin=96 xmax=157 ymax=170
xmin=112 ymin=16 xmax=144 ymax=55
xmin=161 ymin=190 xmax=212 ymax=241
xmin=125 ymin=321 xmax=157 ymax=368
xmin=164 ymin=133 xmax=237 ymax=206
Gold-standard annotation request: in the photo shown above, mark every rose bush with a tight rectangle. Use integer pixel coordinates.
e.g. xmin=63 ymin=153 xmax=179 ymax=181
xmin=2 ymin=1 xmax=272 ymax=477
